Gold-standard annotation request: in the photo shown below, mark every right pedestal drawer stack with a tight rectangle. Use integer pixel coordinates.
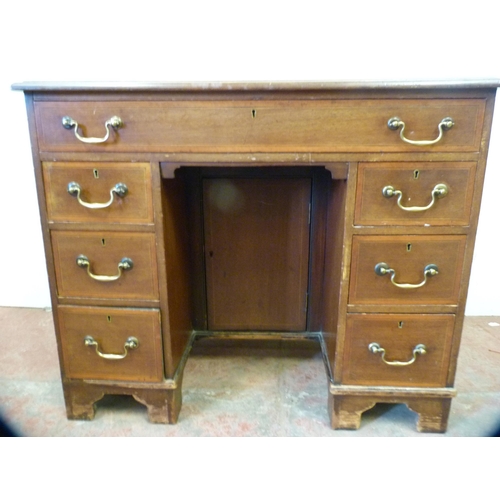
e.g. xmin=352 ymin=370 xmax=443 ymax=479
xmin=329 ymin=92 xmax=495 ymax=432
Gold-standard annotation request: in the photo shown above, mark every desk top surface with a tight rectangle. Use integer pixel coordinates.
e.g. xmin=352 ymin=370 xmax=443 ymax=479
xmin=12 ymin=79 xmax=500 ymax=92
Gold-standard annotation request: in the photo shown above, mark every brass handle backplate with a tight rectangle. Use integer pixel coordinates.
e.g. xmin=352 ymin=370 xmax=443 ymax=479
xmin=62 ymin=115 xmax=123 ymax=144
xmin=368 ymin=342 xmax=427 ymax=366
xmin=76 ymin=255 xmax=133 ymax=282
xmin=382 ymin=183 xmax=448 ymax=212
xmin=387 ymin=116 xmax=454 ymax=146
xmin=67 ymin=182 xmax=128 ymax=209
xmin=374 ymin=262 xmax=438 ymax=289
xmin=84 ymin=336 xmax=139 ymax=360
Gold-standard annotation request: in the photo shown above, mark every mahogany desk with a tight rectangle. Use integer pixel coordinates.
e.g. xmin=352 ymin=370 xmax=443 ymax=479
xmin=12 ymin=80 xmax=499 ymax=432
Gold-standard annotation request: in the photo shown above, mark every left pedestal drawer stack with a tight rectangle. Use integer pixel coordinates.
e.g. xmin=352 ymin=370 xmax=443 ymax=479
xmin=40 ymin=160 xmax=176 ymax=422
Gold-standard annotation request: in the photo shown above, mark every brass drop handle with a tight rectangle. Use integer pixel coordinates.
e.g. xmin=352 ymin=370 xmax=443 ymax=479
xmin=387 ymin=116 xmax=454 ymax=145
xmin=374 ymin=262 xmax=438 ymax=289
xmin=84 ymin=336 xmax=139 ymax=360
xmin=382 ymin=183 xmax=448 ymax=212
xmin=368 ymin=342 xmax=427 ymax=366
xmin=76 ymin=255 xmax=133 ymax=282
xmin=62 ymin=115 xmax=123 ymax=144
xmin=67 ymin=182 xmax=128 ymax=209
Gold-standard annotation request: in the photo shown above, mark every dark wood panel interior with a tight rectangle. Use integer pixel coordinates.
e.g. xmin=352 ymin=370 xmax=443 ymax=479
xmin=203 ymin=176 xmax=311 ymax=331
xmin=161 ymin=174 xmax=194 ymax=373
xmin=172 ymin=166 xmax=334 ymax=334
xmin=322 ymin=178 xmax=349 ymax=362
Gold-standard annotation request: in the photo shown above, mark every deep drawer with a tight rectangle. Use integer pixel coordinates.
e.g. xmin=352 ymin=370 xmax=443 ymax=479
xmin=51 ymin=231 xmax=159 ymax=300
xmin=342 ymin=314 xmax=454 ymax=387
xmin=354 ymin=162 xmax=477 ymax=226
xmin=43 ymin=162 xmax=154 ymax=224
xmin=349 ymin=235 xmax=466 ymax=305
xmin=34 ymin=99 xmax=485 ymax=153
xmin=57 ymin=306 xmax=163 ymax=382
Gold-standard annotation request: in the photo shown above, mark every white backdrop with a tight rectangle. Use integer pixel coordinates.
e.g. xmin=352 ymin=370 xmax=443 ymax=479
xmin=1 ymin=0 xmax=499 ymax=314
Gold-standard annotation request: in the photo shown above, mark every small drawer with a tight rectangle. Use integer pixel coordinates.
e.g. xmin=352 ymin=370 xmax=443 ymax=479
xmin=342 ymin=314 xmax=454 ymax=387
xmin=354 ymin=162 xmax=477 ymax=226
xmin=349 ymin=235 xmax=466 ymax=305
xmin=51 ymin=231 xmax=159 ymax=300
xmin=57 ymin=306 xmax=163 ymax=382
xmin=34 ymin=98 xmax=485 ymax=153
xmin=43 ymin=162 xmax=154 ymax=224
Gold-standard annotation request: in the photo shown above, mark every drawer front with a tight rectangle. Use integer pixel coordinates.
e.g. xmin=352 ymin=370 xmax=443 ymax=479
xmin=354 ymin=162 xmax=477 ymax=226
xmin=349 ymin=235 xmax=466 ymax=305
xmin=43 ymin=162 xmax=154 ymax=224
xmin=34 ymin=99 xmax=485 ymax=153
xmin=51 ymin=231 xmax=159 ymax=300
xmin=58 ymin=306 xmax=163 ymax=382
xmin=342 ymin=314 xmax=454 ymax=387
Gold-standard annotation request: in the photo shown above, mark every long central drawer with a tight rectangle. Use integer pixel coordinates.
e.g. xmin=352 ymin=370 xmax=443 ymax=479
xmin=34 ymin=99 xmax=485 ymax=153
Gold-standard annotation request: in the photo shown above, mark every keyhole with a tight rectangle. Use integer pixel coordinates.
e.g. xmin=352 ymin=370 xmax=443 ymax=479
xmin=398 ymin=321 xmax=404 ymax=328
xmin=93 ymin=169 xmax=99 ymax=179
xmin=407 ymin=243 xmax=412 ymax=252
xmin=413 ymin=170 xmax=420 ymax=180
xmin=101 ymin=238 xmax=106 ymax=246
xmin=107 ymin=315 xmax=112 ymax=323
xmin=251 ymin=109 xmax=257 ymax=118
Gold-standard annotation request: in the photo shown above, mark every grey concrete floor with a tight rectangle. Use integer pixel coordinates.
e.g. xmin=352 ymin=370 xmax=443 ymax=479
xmin=1 ymin=306 xmax=499 ymax=436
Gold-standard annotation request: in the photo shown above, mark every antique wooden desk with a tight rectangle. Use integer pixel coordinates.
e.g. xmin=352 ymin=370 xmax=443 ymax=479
xmin=13 ymin=80 xmax=499 ymax=432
